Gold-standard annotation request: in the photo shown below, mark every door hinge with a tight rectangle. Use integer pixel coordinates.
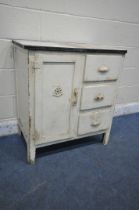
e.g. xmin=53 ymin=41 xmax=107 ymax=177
xmin=32 ymin=60 xmax=41 ymax=70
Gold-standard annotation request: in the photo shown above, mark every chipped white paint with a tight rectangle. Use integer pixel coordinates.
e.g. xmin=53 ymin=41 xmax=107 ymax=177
xmin=34 ymin=52 xmax=85 ymax=144
xmin=14 ymin=40 xmax=126 ymax=164
xmin=14 ymin=46 xmax=30 ymax=143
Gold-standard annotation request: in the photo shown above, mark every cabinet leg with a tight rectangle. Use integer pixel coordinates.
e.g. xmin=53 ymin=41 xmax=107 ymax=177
xmin=103 ymin=130 xmax=111 ymax=145
xmin=27 ymin=142 xmax=36 ymax=164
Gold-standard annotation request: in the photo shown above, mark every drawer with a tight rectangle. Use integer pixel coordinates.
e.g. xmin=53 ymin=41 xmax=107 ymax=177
xmin=78 ymin=108 xmax=112 ymax=135
xmin=84 ymin=54 xmax=123 ymax=81
xmin=81 ymin=84 xmax=116 ymax=110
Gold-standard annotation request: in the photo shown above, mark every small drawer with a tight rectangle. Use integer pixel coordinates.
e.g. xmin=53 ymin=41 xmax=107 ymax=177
xmin=78 ymin=108 xmax=112 ymax=135
xmin=84 ymin=54 xmax=123 ymax=81
xmin=81 ymin=84 xmax=116 ymax=110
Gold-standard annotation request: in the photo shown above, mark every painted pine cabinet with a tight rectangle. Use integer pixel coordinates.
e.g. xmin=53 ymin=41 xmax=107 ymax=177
xmin=13 ymin=40 xmax=126 ymax=164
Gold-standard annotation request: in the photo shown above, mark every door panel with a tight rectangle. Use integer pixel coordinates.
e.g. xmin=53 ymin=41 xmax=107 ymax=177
xmin=34 ymin=53 xmax=84 ymax=144
xmin=42 ymin=62 xmax=74 ymax=139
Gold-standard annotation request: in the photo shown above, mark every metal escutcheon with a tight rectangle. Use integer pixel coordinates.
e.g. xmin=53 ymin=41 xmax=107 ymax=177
xmin=53 ymin=86 xmax=63 ymax=97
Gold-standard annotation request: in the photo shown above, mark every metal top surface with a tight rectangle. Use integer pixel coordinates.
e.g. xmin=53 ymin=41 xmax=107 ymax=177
xmin=13 ymin=40 xmax=127 ymax=54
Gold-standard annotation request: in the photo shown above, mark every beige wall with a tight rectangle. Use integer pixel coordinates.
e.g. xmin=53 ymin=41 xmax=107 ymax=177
xmin=0 ymin=0 xmax=139 ymax=121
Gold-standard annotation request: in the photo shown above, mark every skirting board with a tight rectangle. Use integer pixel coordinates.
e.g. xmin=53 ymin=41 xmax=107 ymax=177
xmin=114 ymin=102 xmax=139 ymax=117
xmin=0 ymin=119 xmax=18 ymax=137
xmin=0 ymin=103 xmax=139 ymax=137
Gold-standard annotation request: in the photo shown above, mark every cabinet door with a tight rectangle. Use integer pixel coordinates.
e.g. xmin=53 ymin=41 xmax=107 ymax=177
xmin=34 ymin=53 xmax=84 ymax=144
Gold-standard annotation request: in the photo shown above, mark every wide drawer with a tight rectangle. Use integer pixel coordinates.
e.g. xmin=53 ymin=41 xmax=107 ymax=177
xmin=81 ymin=84 xmax=116 ymax=110
xmin=84 ymin=54 xmax=123 ymax=81
xmin=78 ymin=108 xmax=112 ymax=135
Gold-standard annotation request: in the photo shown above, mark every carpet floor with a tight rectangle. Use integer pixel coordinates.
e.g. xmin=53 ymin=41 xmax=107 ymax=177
xmin=0 ymin=113 xmax=139 ymax=210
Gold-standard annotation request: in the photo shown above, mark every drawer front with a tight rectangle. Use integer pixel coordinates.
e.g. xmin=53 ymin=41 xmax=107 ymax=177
xmin=81 ymin=84 xmax=116 ymax=110
xmin=84 ymin=54 xmax=123 ymax=81
xmin=78 ymin=109 xmax=112 ymax=135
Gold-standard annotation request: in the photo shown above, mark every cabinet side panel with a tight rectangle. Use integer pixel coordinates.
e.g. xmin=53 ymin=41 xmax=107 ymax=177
xmin=14 ymin=46 xmax=29 ymax=142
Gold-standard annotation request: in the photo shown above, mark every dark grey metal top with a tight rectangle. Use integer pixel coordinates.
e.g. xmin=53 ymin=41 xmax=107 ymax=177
xmin=13 ymin=40 xmax=127 ymax=54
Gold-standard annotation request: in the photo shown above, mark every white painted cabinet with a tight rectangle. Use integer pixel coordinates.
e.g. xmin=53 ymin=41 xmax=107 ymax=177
xmin=13 ymin=40 xmax=126 ymax=164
